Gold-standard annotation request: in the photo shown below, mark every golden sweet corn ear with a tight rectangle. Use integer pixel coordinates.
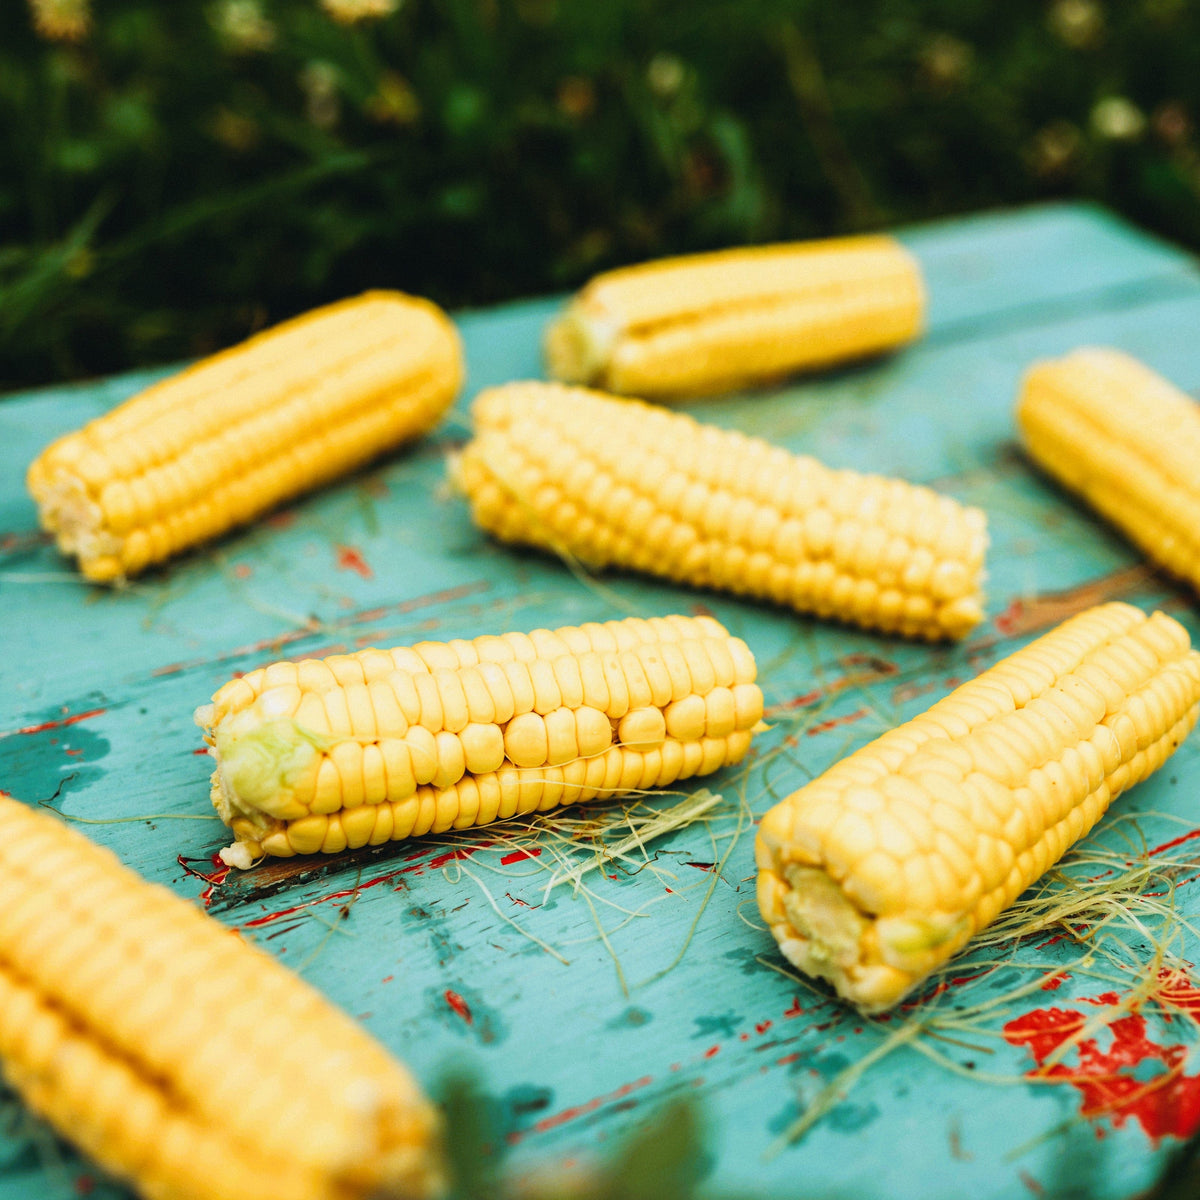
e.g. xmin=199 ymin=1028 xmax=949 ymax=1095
xmin=544 ymin=235 xmax=925 ymax=398
xmin=196 ymin=613 xmax=763 ymax=867
xmin=454 ymin=382 xmax=987 ymax=641
xmin=756 ymin=602 xmax=1200 ymax=1013
xmin=1017 ymin=348 xmax=1200 ymax=592
xmin=0 ymin=791 xmax=441 ymax=1200
xmin=27 ymin=290 xmax=462 ymax=584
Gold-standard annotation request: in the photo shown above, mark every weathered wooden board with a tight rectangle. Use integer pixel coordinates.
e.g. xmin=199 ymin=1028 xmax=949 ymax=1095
xmin=2 ymin=202 xmax=1200 ymax=1199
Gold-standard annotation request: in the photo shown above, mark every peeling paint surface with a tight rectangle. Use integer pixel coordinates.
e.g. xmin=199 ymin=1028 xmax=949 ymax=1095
xmin=3 ymin=205 xmax=1200 ymax=1199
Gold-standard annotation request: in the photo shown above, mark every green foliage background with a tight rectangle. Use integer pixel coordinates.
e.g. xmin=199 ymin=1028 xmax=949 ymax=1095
xmin=3 ymin=0 xmax=1200 ymax=388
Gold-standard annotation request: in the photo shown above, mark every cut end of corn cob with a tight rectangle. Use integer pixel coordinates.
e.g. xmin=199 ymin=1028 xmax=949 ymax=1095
xmin=27 ymin=290 xmax=462 ymax=584
xmin=0 ymin=791 xmax=442 ymax=1200
xmin=543 ymin=235 xmax=926 ymax=398
xmin=1017 ymin=347 xmax=1200 ymax=593
xmin=196 ymin=613 xmax=763 ymax=866
xmin=455 ymin=382 xmax=987 ymax=642
xmin=756 ymin=602 xmax=1200 ymax=1012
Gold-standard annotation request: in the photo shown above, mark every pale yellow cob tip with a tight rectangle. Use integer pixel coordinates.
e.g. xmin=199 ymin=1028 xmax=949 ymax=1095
xmin=27 ymin=290 xmax=463 ymax=584
xmin=544 ymin=235 xmax=925 ymax=398
xmin=756 ymin=602 xmax=1200 ymax=1012
xmin=455 ymin=382 xmax=987 ymax=642
xmin=197 ymin=613 xmax=763 ymax=865
xmin=0 ymin=791 xmax=442 ymax=1200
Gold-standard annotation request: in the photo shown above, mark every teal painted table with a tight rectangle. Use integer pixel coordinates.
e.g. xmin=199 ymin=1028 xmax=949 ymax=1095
xmin=3 ymin=202 xmax=1200 ymax=1199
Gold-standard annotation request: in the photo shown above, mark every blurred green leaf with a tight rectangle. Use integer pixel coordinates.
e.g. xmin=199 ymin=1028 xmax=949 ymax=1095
xmin=5 ymin=0 xmax=1200 ymax=386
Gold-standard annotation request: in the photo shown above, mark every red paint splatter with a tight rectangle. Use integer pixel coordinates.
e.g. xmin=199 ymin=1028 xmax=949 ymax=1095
xmin=405 ymin=843 xmax=493 ymax=875
xmin=176 ymin=854 xmax=230 ymax=908
xmin=1003 ymin=970 xmax=1200 ymax=1143
xmin=243 ymin=844 xmax=481 ymax=927
xmin=704 ymin=1045 xmax=720 ymax=1059
xmin=381 ymin=975 xmax=394 ymax=984
xmin=784 ymin=997 xmax=804 ymax=1019
xmin=777 ymin=1052 xmax=801 ymax=1066
xmin=756 ymin=1020 xmax=773 ymax=1034
xmin=904 ymin=970 xmax=989 ymax=1007
xmin=685 ymin=861 xmax=715 ymax=871
xmin=1 ymin=707 xmax=107 ymax=739
xmin=444 ymin=989 xmax=473 ymax=1024
xmin=1148 ymin=828 xmax=1200 ymax=858
xmin=192 ymin=746 xmax=210 ymax=755
xmin=500 ymin=847 xmax=542 ymax=866
xmin=806 ymin=708 xmax=870 ymax=737
xmin=1017 ymin=1169 xmax=1044 ymax=1196
xmin=1042 ymin=972 xmax=1070 ymax=992
xmin=995 ymin=600 xmax=1026 ymax=637
xmin=153 ymin=662 xmax=186 ymax=677
xmin=335 ymin=545 xmax=373 ymax=579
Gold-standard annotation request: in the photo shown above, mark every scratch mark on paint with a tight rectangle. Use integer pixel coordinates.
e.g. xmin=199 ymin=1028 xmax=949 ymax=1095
xmin=176 ymin=854 xmax=231 ymax=908
xmin=141 ymin=581 xmax=493 ymax=679
xmin=0 ymin=707 xmax=106 ymax=740
xmin=500 ymin=847 xmax=542 ymax=866
xmin=993 ymin=565 xmax=1153 ymax=639
xmin=806 ymin=707 xmax=870 ymax=737
xmin=517 ymin=1076 xmax=655 ymax=1139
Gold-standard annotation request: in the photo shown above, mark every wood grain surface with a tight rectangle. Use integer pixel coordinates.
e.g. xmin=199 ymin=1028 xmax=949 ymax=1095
xmin=2 ymin=202 xmax=1199 ymax=1200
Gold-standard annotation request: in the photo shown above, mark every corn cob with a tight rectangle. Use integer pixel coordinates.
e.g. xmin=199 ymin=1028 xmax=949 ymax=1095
xmin=543 ymin=235 xmax=925 ymax=398
xmin=27 ymin=290 xmax=462 ymax=584
xmin=454 ymin=382 xmax=987 ymax=641
xmin=756 ymin=602 xmax=1200 ymax=1013
xmin=0 ymin=791 xmax=441 ymax=1200
xmin=197 ymin=613 xmax=763 ymax=867
xmin=1017 ymin=348 xmax=1200 ymax=592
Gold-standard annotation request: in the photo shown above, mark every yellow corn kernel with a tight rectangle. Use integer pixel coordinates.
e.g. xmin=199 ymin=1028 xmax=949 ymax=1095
xmin=27 ymin=292 xmax=462 ymax=583
xmin=0 ymin=791 xmax=441 ymax=1200
xmin=1017 ymin=348 xmax=1200 ymax=592
xmin=200 ymin=614 xmax=761 ymax=865
xmin=454 ymin=383 xmax=987 ymax=641
xmin=544 ymin=235 xmax=924 ymax=398
xmin=756 ymin=602 xmax=1200 ymax=1012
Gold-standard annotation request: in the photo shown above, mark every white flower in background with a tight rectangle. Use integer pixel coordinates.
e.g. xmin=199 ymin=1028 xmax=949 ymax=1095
xmin=320 ymin=0 xmax=401 ymax=23
xmin=300 ymin=61 xmax=341 ymax=129
xmin=1092 ymin=96 xmax=1146 ymax=140
xmin=27 ymin=0 xmax=91 ymax=41
xmin=1049 ymin=0 xmax=1104 ymax=48
xmin=918 ymin=33 xmax=974 ymax=89
xmin=647 ymin=53 xmax=685 ymax=99
xmin=212 ymin=0 xmax=276 ymax=53
xmin=1027 ymin=120 xmax=1083 ymax=178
